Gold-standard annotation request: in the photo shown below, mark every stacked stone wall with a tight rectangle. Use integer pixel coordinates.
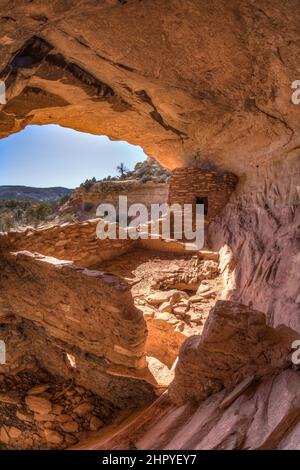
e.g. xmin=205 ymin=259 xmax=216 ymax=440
xmin=168 ymin=168 xmax=238 ymax=224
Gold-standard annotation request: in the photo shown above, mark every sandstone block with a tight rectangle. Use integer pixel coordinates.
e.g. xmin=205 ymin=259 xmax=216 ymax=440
xmin=73 ymin=402 xmax=94 ymax=417
xmin=8 ymin=426 xmax=21 ymax=439
xmin=0 ymin=426 xmax=9 ymax=445
xmin=89 ymin=416 xmax=103 ymax=431
xmin=27 ymin=384 xmax=50 ymax=396
xmin=25 ymin=396 xmax=52 ymax=415
xmin=158 ymin=302 xmax=173 ymax=313
xmin=44 ymin=429 xmax=64 ymax=445
xmin=60 ymin=421 xmax=79 ymax=433
xmin=169 ymin=300 xmax=298 ymax=404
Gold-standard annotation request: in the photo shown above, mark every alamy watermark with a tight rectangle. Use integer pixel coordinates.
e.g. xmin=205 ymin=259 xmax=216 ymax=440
xmin=291 ymin=340 xmax=300 ymax=365
xmin=0 ymin=80 xmax=6 ymax=105
xmin=95 ymin=196 xmax=205 ymax=249
xmin=291 ymin=80 xmax=300 ymax=104
xmin=0 ymin=340 xmax=6 ymax=364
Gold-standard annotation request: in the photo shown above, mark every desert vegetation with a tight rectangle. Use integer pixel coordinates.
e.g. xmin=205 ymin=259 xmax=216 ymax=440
xmin=0 ymin=197 xmax=73 ymax=231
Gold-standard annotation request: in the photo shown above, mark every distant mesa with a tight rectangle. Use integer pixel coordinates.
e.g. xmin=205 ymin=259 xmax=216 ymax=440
xmin=0 ymin=186 xmax=73 ymax=202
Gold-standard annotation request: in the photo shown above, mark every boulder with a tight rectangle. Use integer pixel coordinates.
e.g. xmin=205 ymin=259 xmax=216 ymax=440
xmin=34 ymin=413 xmax=57 ymax=422
xmin=158 ymin=302 xmax=173 ymax=313
xmin=8 ymin=427 xmax=21 ymax=439
xmin=169 ymin=300 xmax=298 ymax=404
xmin=27 ymin=384 xmax=50 ymax=396
xmin=196 ymin=284 xmax=211 ymax=294
xmin=89 ymin=416 xmax=103 ymax=432
xmin=16 ymin=410 xmax=33 ymax=423
xmin=0 ymin=426 xmax=9 ymax=445
xmin=173 ymin=307 xmax=187 ymax=318
xmin=44 ymin=429 xmax=64 ymax=445
xmin=73 ymin=402 xmax=94 ymax=417
xmin=52 ymin=405 xmax=63 ymax=415
xmin=60 ymin=421 xmax=79 ymax=433
xmin=0 ymin=392 xmax=19 ymax=405
xmin=25 ymin=396 xmax=52 ymax=415
xmin=57 ymin=414 xmax=72 ymax=423
xmin=64 ymin=434 xmax=78 ymax=447
xmin=146 ymin=290 xmax=188 ymax=306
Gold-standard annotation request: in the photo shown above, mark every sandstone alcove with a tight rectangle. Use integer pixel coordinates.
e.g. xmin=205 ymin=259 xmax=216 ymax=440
xmin=0 ymin=0 xmax=299 ymax=451
xmin=0 ymin=122 xmax=226 ymax=449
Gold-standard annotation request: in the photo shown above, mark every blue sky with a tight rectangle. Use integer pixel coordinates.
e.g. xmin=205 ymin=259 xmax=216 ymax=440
xmin=0 ymin=125 xmax=146 ymax=188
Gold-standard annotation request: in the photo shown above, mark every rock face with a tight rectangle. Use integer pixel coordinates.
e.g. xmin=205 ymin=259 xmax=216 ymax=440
xmin=208 ymin=155 xmax=300 ymax=333
xmin=94 ymin=369 xmax=300 ymax=450
xmin=0 ymin=0 xmax=297 ymax=333
xmin=168 ymin=300 xmax=297 ymax=404
xmin=0 ymin=1 xmax=300 ymax=173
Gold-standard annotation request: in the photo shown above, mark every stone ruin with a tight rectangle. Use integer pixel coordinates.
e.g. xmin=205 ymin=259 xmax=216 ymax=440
xmin=0 ymin=212 xmax=298 ymax=449
xmin=168 ymin=168 xmax=238 ymax=226
xmin=0 ymin=0 xmax=299 ymax=451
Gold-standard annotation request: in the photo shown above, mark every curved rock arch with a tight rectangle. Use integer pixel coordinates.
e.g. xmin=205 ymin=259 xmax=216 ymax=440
xmin=0 ymin=0 xmax=299 ymax=174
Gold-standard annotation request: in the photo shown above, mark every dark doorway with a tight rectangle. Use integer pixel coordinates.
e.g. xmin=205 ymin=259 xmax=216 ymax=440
xmin=196 ymin=196 xmax=208 ymax=215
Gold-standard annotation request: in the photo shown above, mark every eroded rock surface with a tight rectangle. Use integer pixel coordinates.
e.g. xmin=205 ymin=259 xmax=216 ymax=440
xmin=0 ymin=1 xmax=300 ymax=172
xmin=209 ymin=155 xmax=300 ymax=333
xmin=169 ymin=300 xmax=298 ymax=404
xmin=116 ymin=369 xmax=300 ymax=450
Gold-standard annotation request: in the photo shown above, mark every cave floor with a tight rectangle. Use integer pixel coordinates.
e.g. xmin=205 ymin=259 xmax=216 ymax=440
xmin=0 ymin=368 xmax=126 ymax=450
xmin=96 ymin=248 xmax=223 ymax=341
xmin=0 ymin=247 xmax=223 ymax=450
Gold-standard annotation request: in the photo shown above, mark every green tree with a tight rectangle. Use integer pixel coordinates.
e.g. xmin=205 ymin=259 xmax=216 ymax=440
xmin=0 ymin=214 xmax=14 ymax=231
xmin=80 ymin=177 xmax=97 ymax=191
xmin=35 ymin=202 xmax=52 ymax=221
xmin=59 ymin=194 xmax=70 ymax=206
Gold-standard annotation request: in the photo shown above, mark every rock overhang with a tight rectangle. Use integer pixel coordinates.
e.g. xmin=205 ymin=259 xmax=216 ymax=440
xmin=0 ymin=0 xmax=299 ymax=174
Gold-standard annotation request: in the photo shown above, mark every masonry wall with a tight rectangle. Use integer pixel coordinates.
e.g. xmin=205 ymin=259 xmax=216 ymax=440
xmin=0 ymin=319 xmax=155 ymax=408
xmin=0 ymin=251 xmax=147 ymax=369
xmin=1 ymin=219 xmax=138 ymax=267
xmin=0 ymin=251 xmax=158 ymax=406
xmin=68 ymin=180 xmax=169 ymax=221
xmin=168 ymin=168 xmax=238 ymax=225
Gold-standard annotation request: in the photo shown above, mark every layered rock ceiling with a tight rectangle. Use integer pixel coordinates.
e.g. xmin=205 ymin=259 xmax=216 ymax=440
xmin=0 ymin=0 xmax=299 ymax=450
xmin=0 ymin=0 xmax=300 ymax=173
